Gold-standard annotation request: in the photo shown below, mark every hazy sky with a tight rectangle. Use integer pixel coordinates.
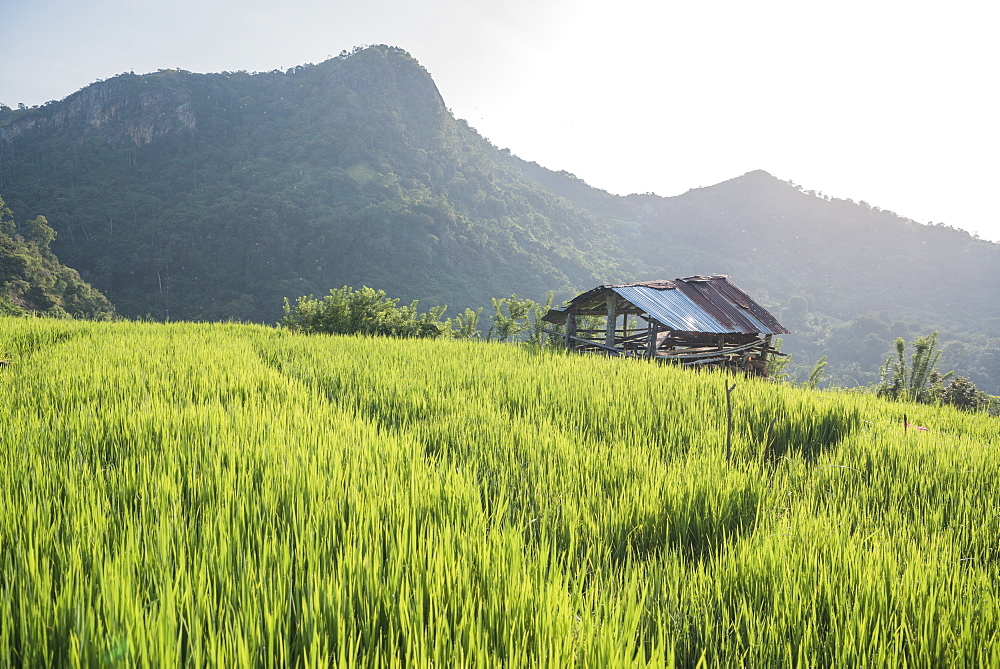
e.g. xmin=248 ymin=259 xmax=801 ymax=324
xmin=3 ymin=0 xmax=998 ymax=241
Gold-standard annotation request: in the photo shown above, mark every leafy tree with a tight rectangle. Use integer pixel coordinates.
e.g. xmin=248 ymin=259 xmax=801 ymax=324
xmin=0 ymin=198 xmax=14 ymax=235
xmin=488 ymin=293 xmax=553 ymax=343
xmin=877 ymin=333 xmax=948 ymax=402
xmin=488 ymin=295 xmax=531 ymax=342
xmin=940 ymin=376 xmax=994 ymax=413
xmin=526 ymin=291 xmax=555 ymax=346
xmin=451 ymin=307 xmax=483 ymax=339
xmin=0 ymin=296 xmax=25 ymax=316
xmin=21 ymin=215 xmax=57 ymax=251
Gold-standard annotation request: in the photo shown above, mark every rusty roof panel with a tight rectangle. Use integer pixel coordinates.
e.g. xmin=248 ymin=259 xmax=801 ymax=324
xmin=706 ymin=277 xmax=788 ymax=333
xmin=673 ymin=277 xmax=788 ymax=335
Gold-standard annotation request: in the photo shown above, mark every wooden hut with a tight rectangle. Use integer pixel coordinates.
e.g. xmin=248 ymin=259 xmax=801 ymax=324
xmin=541 ymin=276 xmax=788 ymax=375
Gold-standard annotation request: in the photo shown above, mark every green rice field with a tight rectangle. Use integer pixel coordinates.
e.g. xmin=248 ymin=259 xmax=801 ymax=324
xmin=1 ymin=317 xmax=998 ymax=666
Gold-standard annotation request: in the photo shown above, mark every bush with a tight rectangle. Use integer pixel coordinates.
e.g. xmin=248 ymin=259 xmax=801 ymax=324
xmin=941 ymin=376 xmax=995 ymax=413
xmin=280 ymin=286 xmax=450 ymax=338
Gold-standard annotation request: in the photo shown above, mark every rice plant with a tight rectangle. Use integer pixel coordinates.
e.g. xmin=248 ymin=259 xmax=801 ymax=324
xmin=0 ymin=317 xmax=997 ymax=666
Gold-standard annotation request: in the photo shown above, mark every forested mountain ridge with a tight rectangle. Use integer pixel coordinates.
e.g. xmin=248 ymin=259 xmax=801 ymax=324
xmin=1 ymin=45 xmax=998 ymax=391
xmin=1 ymin=46 xmax=628 ymax=321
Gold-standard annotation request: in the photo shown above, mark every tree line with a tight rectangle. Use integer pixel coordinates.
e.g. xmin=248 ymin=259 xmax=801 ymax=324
xmin=280 ymin=285 xmax=554 ymax=344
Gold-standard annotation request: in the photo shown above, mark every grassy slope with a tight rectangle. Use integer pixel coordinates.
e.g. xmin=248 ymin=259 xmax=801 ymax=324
xmin=0 ymin=318 xmax=997 ymax=666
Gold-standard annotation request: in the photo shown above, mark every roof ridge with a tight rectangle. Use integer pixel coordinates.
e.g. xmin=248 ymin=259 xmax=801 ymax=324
xmin=606 ymin=280 xmax=677 ymax=290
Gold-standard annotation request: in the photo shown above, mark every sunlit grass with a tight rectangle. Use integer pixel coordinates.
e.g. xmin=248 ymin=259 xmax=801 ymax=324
xmin=0 ymin=317 xmax=997 ymax=666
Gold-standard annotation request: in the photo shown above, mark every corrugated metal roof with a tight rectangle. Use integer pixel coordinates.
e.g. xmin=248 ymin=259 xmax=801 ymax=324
xmin=612 ymin=285 xmax=727 ymax=332
xmin=542 ymin=276 xmax=789 ymax=335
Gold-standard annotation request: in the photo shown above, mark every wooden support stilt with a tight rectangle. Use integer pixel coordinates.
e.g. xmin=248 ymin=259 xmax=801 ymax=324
xmin=761 ymin=334 xmax=772 ymax=367
xmin=605 ymin=293 xmax=618 ymax=350
xmin=725 ymin=382 xmax=737 ymax=466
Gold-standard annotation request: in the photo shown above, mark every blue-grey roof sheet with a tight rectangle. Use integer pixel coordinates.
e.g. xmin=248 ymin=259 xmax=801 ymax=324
xmin=612 ymin=285 xmax=728 ymax=333
xmin=542 ymin=276 xmax=788 ymax=335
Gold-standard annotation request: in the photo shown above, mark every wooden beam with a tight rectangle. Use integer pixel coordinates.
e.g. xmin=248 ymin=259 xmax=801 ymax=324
xmin=541 ymin=330 xmax=629 ymax=357
xmin=568 ymin=335 xmax=623 ymax=356
xmin=646 ymin=318 xmax=656 ymax=358
xmin=760 ymin=334 xmax=772 ymax=363
xmin=565 ymin=312 xmax=576 ymax=348
xmin=656 ymin=338 xmax=763 ymax=361
xmin=605 ymin=293 xmax=618 ymax=349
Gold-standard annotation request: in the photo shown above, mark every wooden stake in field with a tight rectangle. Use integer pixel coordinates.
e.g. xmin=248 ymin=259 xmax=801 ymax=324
xmin=725 ymin=382 xmax=736 ymax=466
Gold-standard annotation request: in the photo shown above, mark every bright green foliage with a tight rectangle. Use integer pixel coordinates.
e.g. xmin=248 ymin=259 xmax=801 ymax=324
xmin=527 ymin=291 xmax=555 ymax=345
xmin=1 ymin=317 xmax=999 ymax=666
xmin=0 ymin=196 xmax=114 ymax=318
xmin=21 ymin=215 xmax=57 ymax=251
xmin=805 ymin=354 xmax=828 ymax=389
xmin=940 ymin=375 xmax=997 ymax=413
xmin=765 ymin=337 xmax=791 ymax=382
xmin=488 ymin=291 xmax=553 ymax=343
xmin=488 ymin=294 xmax=532 ymax=342
xmin=280 ymin=285 xmax=449 ymax=338
xmin=450 ymin=306 xmax=483 ymax=339
xmin=876 ymin=336 xmax=997 ymax=414
xmin=878 ymin=332 xmax=946 ymax=402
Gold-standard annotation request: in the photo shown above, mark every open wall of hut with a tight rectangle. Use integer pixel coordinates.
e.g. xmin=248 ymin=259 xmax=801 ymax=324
xmin=542 ymin=276 xmax=789 ymax=375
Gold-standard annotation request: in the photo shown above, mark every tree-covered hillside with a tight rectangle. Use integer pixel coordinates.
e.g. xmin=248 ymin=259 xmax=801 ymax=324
xmin=1 ymin=46 xmax=998 ymax=391
xmin=0 ymin=46 xmax=627 ymax=322
xmin=0 ymin=196 xmax=113 ymax=318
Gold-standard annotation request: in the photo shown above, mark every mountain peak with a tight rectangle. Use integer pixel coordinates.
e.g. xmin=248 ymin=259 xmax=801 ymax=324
xmin=725 ymin=170 xmax=788 ymax=189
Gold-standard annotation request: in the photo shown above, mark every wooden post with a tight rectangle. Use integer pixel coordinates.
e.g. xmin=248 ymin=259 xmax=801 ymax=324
xmin=761 ymin=334 xmax=772 ymax=364
xmin=763 ymin=416 xmax=777 ymax=465
xmin=565 ymin=311 xmax=576 ymax=349
xmin=646 ymin=319 xmax=656 ymax=359
xmin=605 ymin=293 xmax=618 ymax=350
xmin=725 ymin=382 xmax=736 ymax=466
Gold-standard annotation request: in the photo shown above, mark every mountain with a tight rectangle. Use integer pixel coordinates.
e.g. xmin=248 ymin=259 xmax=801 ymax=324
xmin=1 ymin=45 xmax=998 ymax=391
xmin=0 ymin=46 xmax=627 ymax=322
xmin=0 ymin=195 xmax=113 ymax=318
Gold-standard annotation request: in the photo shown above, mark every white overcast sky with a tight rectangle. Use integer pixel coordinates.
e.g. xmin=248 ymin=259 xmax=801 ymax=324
xmin=2 ymin=0 xmax=998 ymax=242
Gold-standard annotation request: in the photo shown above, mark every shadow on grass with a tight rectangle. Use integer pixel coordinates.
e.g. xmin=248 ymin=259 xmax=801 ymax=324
xmin=750 ymin=405 xmax=860 ymax=466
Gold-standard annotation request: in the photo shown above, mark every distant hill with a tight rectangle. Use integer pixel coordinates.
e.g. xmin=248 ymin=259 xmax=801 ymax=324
xmin=621 ymin=171 xmax=1000 ymax=389
xmin=1 ymin=45 xmax=997 ymax=391
xmin=0 ymin=196 xmax=113 ymax=318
